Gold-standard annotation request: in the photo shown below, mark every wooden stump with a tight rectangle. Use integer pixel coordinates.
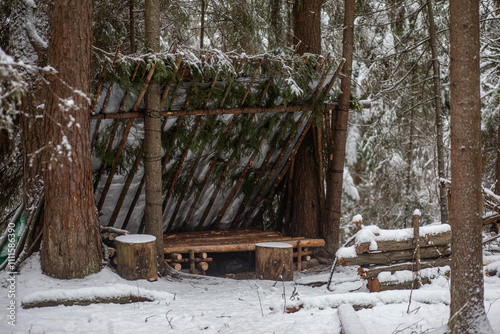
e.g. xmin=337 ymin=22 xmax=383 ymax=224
xmin=255 ymin=242 xmax=293 ymax=281
xmin=115 ymin=234 xmax=157 ymax=281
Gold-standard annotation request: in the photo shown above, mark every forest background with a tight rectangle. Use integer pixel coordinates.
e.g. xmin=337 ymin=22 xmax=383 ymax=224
xmin=2 ymin=0 xmax=499 ymax=231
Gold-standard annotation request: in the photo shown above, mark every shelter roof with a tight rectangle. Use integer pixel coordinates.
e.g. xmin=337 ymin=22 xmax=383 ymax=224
xmin=90 ymin=46 xmax=345 ymax=233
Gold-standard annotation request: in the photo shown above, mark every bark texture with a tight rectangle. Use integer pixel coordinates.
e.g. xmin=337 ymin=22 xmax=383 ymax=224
xmin=322 ymin=0 xmax=355 ymax=253
xmin=449 ymin=0 xmax=493 ymax=332
xmin=292 ymin=0 xmax=321 ymax=54
xmin=426 ymin=0 xmax=448 ymax=224
xmin=144 ymin=0 xmax=171 ymax=274
xmin=41 ymin=0 xmax=102 ymax=278
xmin=290 ymin=0 xmax=322 ymax=239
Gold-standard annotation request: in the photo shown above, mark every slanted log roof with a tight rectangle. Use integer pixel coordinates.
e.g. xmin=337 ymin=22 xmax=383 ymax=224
xmin=90 ymin=46 xmax=345 ymax=233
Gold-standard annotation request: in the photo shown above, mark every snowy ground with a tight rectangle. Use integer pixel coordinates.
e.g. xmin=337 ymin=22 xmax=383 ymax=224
xmin=1 ymin=252 xmax=500 ymax=334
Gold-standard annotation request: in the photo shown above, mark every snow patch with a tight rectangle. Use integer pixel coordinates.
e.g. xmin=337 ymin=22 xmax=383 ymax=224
xmin=22 ymin=284 xmax=174 ymax=306
xmin=115 ymin=234 xmax=156 ymax=244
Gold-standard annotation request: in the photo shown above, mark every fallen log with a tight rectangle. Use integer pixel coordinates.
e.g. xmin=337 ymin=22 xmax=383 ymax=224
xmin=358 ymin=257 xmax=451 ymax=279
xmin=366 ymin=266 xmax=450 ymax=292
xmin=367 ymin=277 xmax=431 ymax=292
xmin=338 ymin=304 xmax=368 ymax=334
xmin=338 ymin=245 xmax=451 ymax=267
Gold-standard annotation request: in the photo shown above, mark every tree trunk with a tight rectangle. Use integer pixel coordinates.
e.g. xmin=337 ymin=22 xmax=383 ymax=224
xmin=495 ymin=117 xmax=500 ymax=196
xmin=322 ymin=0 xmax=355 ymax=254
xmin=129 ymin=0 xmax=136 ymax=53
xmin=449 ymin=0 xmax=493 ymax=332
xmin=404 ymin=108 xmax=414 ymax=227
xmin=144 ymin=0 xmax=171 ymax=275
xmin=41 ymin=0 xmax=102 ymax=278
xmin=426 ymin=0 xmax=448 ymax=224
xmin=290 ymin=0 xmax=322 ymax=239
xmin=270 ymin=0 xmax=283 ymax=49
xmin=292 ymin=0 xmax=321 ymax=55
xmin=200 ymin=0 xmax=205 ymax=48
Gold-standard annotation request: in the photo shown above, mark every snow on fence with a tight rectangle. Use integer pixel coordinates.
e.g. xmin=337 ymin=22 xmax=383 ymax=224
xmin=336 ymin=213 xmax=451 ymax=292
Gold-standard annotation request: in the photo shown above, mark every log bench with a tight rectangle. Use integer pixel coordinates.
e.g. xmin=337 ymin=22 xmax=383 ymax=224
xmin=163 ymin=228 xmax=325 ymax=274
xmin=336 ymin=217 xmax=451 ymax=292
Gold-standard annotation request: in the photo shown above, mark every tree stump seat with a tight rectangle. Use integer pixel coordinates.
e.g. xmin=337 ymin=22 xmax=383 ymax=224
xmin=115 ymin=234 xmax=157 ymax=281
xmin=255 ymin=242 xmax=293 ymax=281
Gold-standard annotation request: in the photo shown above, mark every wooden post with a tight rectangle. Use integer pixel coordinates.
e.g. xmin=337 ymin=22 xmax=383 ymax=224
xmin=115 ymin=234 xmax=157 ymax=281
xmin=255 ymin=242 xmax=293 ymax=281
xmin=297 ymin=241 xmax=302 ymax=271
xmin=189 ymin=249 xmax=195 ymax=274
xmin=412 ymin=209 xmax=421 ymax=288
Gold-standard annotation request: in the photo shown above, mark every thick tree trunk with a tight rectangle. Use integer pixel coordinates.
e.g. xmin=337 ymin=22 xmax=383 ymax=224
xmin=449 ymin=0 xmax=493 ymax=332
xmin=41 ymin=0 xmax=102 ymax=278
xmin=290 ymin=0 xmax=322 ymax=239
xmin=322 ymin=0 xmax=355 ymax=254
xmin=292 ymin=0 xmax=321 ymax=55
xmin=144 ymin=0 xmax=171 ymax=275
xmin=426 ymin=0 xmax=448 ymax=224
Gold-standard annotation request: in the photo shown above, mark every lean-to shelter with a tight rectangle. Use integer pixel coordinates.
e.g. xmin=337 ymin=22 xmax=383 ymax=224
xmin=91 ymin=46 xmax=346 ymax=237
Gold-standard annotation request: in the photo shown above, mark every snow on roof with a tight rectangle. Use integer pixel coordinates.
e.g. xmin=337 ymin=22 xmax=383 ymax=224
xmin=91 ymin=48 xmax=344 ymax=234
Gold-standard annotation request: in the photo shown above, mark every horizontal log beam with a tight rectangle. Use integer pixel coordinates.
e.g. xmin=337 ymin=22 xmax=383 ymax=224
xmin=164 ymin=231 xmax=283 ymax=242
xmin=355 ymin=231 xmax=451 ymax=253
xmin=338 ymin=245 xmax=451 ymax=267
xmin=163 ymin=238 xmax=325 ymax=254
xmin=165 ymin=257 xmax=213 ymax=263
xmin=163 ymin=228 xmax=268 ymax=239
xmin=91 ymin=104 xmax=339 ymax=119
xmin=164 ymin=235 xmax=296 ymax=247
xmin=358 ymin=257 xmax=451 ymax=279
